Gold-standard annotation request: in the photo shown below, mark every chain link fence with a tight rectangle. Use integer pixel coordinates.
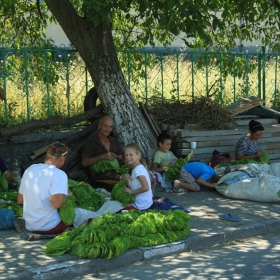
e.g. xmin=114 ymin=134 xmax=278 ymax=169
xmin=0 ymin=47 xmax=279 ymax=127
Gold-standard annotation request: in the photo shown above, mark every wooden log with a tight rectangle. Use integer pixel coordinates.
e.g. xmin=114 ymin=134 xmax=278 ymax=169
xmin=62 ymin=130 xmax=99 ymax=172
xmin=68 ymin=161 xmax=83 ymax=172
xmin=0 ymin=105 xmax=103 ymax=138
xmin=67 ymin=170 xmax=87 ymax=180
xmin=62 ymin=144 xmax=83 ymax=172
xmin=22 ymin=123 xmax=99 ymax=171
xmin=63 ymin=119 xmax=100 ymax=146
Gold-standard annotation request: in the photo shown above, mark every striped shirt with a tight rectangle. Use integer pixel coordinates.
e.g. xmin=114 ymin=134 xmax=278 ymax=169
xmin=235 ymin=136 xmax=258 ymax=159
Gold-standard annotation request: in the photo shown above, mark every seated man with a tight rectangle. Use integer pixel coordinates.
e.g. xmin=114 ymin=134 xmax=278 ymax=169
xmin=81 ymin=116 xmax=129 ymax=192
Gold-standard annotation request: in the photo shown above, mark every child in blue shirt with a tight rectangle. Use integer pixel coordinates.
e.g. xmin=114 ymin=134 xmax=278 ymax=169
xmin=175 ymin=161 xmax=220 ymax=192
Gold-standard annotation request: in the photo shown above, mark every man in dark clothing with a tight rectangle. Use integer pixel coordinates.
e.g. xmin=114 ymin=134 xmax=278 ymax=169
xmin=81 ymin=116 xmax=129 ymax=191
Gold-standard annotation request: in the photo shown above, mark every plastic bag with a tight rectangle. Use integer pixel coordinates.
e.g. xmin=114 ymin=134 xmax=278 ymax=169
xmin=0 ymin=208 xmax=16 ymax=230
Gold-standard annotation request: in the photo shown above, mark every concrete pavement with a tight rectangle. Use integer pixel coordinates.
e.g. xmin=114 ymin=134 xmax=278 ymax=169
xmin=1 ymin=186 xmax=280 ymax=280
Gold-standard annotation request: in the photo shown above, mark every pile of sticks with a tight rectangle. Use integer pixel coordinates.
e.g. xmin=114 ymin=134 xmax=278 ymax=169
xmin=148 ymin=96 xmax=235 ymax=130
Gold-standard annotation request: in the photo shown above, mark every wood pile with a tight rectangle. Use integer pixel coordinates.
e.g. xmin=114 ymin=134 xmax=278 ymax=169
xmin=168 ymin=116 xmax=280 ymax=163
xmin=147 ymin=96 xmax=235 ymax=130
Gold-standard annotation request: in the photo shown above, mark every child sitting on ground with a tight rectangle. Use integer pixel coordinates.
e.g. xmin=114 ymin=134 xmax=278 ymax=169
xmin=121 ymin=143 xmax=153 ymax=211
xmin=174 ymin=161 xmax=230 ymax=192
xmin=151 ymin=133 xmax=182 ymax=193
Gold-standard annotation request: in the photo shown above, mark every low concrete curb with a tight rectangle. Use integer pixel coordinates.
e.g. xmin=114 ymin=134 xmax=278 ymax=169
xmin=11 ymin=219 xmax=280 ymax=280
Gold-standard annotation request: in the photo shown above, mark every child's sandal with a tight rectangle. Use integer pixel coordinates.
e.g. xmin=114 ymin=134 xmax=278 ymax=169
xmin=172 ymin=186 xmax=179 ymax=193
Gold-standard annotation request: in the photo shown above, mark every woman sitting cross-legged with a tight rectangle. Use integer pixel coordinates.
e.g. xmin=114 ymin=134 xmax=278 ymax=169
xmin=17 ymin=143 xmax=72 ymax=234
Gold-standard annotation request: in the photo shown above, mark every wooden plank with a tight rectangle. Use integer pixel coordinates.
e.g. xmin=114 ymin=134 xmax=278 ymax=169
xmin=233 ymin=114 xmax=260 ymax=119
xmin=177 ymin=133 xmax=280 ymax=143
xmin=234 ymin=118 xmax=278 ymax=126
xmin=139 ymin=103 xmax=159 ymax=137
xmin=239 ymin=96 xmax=265 ymax=105
xmin=177 ymin=147 xmax=280 ymax=157
xmin=138 ymin=104 xmax=157 ymax=148
xmin=143 ymin=103 xmax=162 ymax=135
xmin=176 ymin=125 xmax=280 ymax=138
xmin=29 ymin=141 xmax=59 ymax=160
xmin=224 ymin=97 xmax=264 ymax=116
xmin=177 ymin=136 xmax=280 ymax=148
xmin=224 ymin=102 xmax=260 ymax=116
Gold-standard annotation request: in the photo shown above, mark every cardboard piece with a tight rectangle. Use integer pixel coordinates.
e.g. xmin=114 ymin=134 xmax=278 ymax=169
xmin=224 ymin=96 xmax=265 ymax=116
xmin=29 ymin=141 xmax=60 ymax=160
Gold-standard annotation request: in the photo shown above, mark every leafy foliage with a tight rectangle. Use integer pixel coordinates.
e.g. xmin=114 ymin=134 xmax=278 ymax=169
xmin=45 ymin=209 xmax=192 ymax=258
xmin=111 ymin=180 xmax=135 ymax=206
xmin=1 ymin=0 xmax=280 ymax=51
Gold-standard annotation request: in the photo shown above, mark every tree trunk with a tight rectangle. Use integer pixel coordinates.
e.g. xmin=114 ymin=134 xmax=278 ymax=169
xmin=45 ymin=0 xmax=155 ymax=155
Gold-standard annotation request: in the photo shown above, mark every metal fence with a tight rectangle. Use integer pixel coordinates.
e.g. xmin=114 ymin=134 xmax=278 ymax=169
xmin=0 ymin=47 xmax=279 ymax=127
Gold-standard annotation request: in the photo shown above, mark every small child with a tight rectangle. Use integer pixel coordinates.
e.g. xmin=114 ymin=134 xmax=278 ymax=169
xmin=122 ymin=143 xmax=153 ymax=211
xmin=151 ymin=133 xmax=180 ymax=193
xmin=174 ymin=161 xmax=221 ymax=192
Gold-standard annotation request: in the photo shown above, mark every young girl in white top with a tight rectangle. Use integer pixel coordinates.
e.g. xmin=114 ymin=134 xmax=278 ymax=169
xmin=122 ymin=143 xmax=153 ymax=211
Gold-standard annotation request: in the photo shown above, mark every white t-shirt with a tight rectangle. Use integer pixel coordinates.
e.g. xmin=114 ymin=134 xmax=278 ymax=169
xmin=131 ymin=164 xmax=153 ymax=210
xmin=18 ymin=163 xmax=68 ymax=231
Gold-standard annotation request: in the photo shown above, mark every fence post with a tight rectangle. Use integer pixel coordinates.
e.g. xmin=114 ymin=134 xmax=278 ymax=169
xmin=262 ymin=46 xmax=266 ymax=103
xmin=273 ymin=55 xmax=278 ymax=107
xmin=127 ymin=52 xmax=131 ymax=91
xmin=257 ymin=47 xmax=262 ymax=100
xmin=191 ymin=53 xmax=194 ymax=101
xmin=24 ymin=50 xmax=30 ymax=122
xmin=1 ymin=50 xmax=8 ymax=124
xmin=176 ymin=52 xmax=179 ymax=100
xmin=233 ymin=53 xmax=236 ymax=102
xmin=144 ymin=52 xmax=148 ymax=103
xmin=219 ymin=52 xmax=223 ymax=105
xmin=44 ymin=50 xmax=50 ymax=118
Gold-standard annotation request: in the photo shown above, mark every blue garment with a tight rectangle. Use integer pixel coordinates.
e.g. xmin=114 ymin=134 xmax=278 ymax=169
xmin=0 ymin=156 xmax=8 ymax=173
xmin=224 ymin=173 xmax=250 ymax=185
xmin=183 ymin=162 xmax=216 ymax=181
xmin=235 ymin=136 xmax=258 ymax=159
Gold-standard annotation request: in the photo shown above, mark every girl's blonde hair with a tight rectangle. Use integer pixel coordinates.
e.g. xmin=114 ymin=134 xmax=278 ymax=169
xmin=45 ymin=143 xmax=70 ymax=161
xmin=124 ymin=143 xmax=148 ymax=169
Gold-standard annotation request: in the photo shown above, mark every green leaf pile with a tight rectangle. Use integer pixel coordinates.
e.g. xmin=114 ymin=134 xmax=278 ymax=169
xmin=45 ymin=210 xmax=192 ymax=259
xmin=115 ymin=163 xmax=132 ymax=174
xmin=91 ymin=159 xmax=120 ymax=173
xmin=59 ymin=197 xmax=76 ymax=226
xmin=91 ymin=159 xmax=132 ymax=174
xmin=111 ymin=180 xmax=135 ymax=206
xmin=59 ymin=180 xmax=107 ymax=226
xmin=165 ymin=151 xmax=194 ymax=181
xmin=216 ymin=149 xmax=270 ymax=169
xmin=0 ymin=190 xmax=23 ymax=217
xmin=0 ymin=171 xmax=8 ymax=191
